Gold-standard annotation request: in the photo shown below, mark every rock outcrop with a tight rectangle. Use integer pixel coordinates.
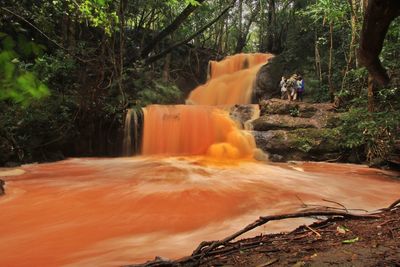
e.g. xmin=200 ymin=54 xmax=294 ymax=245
xmin=252 ymin=56 xmax=284 ymax=102
xmin=250 ymin=99 xmax=343 ymax=162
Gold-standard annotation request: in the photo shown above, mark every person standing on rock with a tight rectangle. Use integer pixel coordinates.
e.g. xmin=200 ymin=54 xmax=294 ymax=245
xmin=297 ymin=76 xmax=304 ymax=102
xmin=280 ymin=76 xmax=288 ymax=100
xmin=287 ymin=74 xmax=298 ymax=101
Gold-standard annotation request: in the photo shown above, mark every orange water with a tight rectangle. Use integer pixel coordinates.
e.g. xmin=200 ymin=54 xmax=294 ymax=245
xmin=142 ymin=105 xmax=255 ymax=159
xmin=187 ymin=53 xmax=273 ymax=105
xmin=0 ymin=158 xmax=399 ymax=266
xmin=141 ymin=53 xmax=272 ymax=158
xmin=208 ymin=53 xmax=274 ymax=80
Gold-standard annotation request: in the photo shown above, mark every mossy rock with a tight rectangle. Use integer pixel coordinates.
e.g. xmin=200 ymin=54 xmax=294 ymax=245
xmin=253 ymin=128 xmax=342 ymax=161
xmin=252 ymin=115 xmax=318 ymax=131
xmin=287 ymin=128 xmax=341 ymax=153
xmin=259 ymin=98 xmax=334 ymax=117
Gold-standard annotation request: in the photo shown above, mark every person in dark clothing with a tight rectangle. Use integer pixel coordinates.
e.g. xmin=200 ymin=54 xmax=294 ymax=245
xmin=297 ymin=76 xmax=304 ymax=101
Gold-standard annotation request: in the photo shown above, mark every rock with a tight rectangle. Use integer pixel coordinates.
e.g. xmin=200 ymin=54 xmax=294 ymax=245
xmin=252 ymin=130 xmax=289 ymax=152
xmin=45 ymin=151 xmax=65 ymax=162
xmin=5 ymin=162 xmax=20 ymax=168
xmin=269 ymin=154 xmax=284 ymax=162
xmin=229 ymin=104 xmax=260 ymax=129
xmin=254 ymin=148 xmax=269 ymax=162
xmin=259 ymin=99 xmax=335 ymax=117
xmin=250 ymin=98 xmax=346 ymax=162
xmin=252 ymin=115 xmax=318 ymax=131
xmin=252 ymin=128 xmax=342 ymax=162
xmin=253 ymin=56 xmax=285 ymax=102
xmin=0 ymin=179 xmax=5 ymax=195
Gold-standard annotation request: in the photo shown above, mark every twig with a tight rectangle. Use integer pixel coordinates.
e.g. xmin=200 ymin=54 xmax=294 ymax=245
xmin=305 ymin=225 xmax=322 ymax=237
xmin=322 ymin=199 xmax=348 ymax=213
xmin=378 ymin=219 xmax=397 ymax=227
xmin=388 ymin=198 xmax=400 ymax=210
xmin=295 ymin=195 xmax=307 ymax=208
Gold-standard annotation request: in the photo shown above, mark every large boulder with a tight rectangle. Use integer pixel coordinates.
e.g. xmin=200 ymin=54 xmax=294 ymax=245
xmin=251 ymin=98 xmax=343 ymax=162
xmin=252 ymin=56 xmax=285 ymax=102
xmin=252 ymin=115 xmax=318 ymax=131
xmin=253 ymin=128 xmax=342 ymax=162
xmin=259 ymin=99 xmax=335 ymax=116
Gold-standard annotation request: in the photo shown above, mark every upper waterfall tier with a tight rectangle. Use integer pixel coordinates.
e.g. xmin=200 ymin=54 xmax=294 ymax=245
xmin=187 ymin=53 xmax=273 ymax=106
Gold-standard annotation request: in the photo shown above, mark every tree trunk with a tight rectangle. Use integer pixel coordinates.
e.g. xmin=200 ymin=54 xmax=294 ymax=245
xmin=259 ymin=0 xmax=267 ymax=52
xmin=118 ymin=0 xmax=127 ymax=105
xmin=367 ymin=74 xmax=375 ymax=112
xmin=314 ymin=33 xmax=322 ymax=86
xmin=358 ymin=0 xmax=399 ymax=86
xmin=328 ymin=21 xmax=334 ymax=102
xmin=266 ymin=0 xmax=276 ymax=52
xmin=235 ymin=0 xmax=260 ymax=53
xmin=68 ymin=13 xmax=76 ymax=50
xmin=162 ymin=53 xmax=171 ymax=82
xmin=234 ymin=0 xmax=244 ymax=52
xmin=341 ymin=0 xmax=359 ymax=90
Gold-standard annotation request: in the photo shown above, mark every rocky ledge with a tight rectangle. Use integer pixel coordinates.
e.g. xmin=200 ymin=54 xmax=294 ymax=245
xmin=249 ymin=99 xmax=343 ymax=162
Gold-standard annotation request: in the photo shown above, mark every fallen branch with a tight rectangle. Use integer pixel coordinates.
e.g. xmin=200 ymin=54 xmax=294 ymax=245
xmin=193 ymin=210 xmax=379 ymax=257
xmin=322 ymin=198 xmax=348 ymax=213
xmin=388 ymin=198 xmax=400 ymax=210
xmin=128 ymin=199 xmax=400 ymax=267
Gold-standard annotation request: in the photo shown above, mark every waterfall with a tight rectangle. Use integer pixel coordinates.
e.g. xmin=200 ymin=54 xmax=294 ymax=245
xmin=122 ymin=108 xmax=143 ymax=156
xmin=140 ymin=53 xmax=273 ymax=159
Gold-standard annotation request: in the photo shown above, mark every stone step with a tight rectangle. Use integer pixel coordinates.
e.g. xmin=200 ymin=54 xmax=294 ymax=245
xmin=252 ymin=115 xmax=320 ymax=131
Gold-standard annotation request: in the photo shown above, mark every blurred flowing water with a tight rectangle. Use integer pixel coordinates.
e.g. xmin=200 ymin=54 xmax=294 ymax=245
xmin=0 ymin=157 xmax=399 ymax=266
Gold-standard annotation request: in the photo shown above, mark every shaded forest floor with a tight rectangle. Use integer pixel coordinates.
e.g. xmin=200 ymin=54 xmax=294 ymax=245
xmin=132 ymin=201 xmax=400 ymax=267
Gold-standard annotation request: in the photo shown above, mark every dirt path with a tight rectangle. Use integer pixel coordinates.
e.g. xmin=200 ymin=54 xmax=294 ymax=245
xmin=131 ymin=201 xmax=400 ymax=267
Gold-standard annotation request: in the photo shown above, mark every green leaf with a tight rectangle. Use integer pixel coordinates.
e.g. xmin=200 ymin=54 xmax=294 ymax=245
xmin=3 ymin=36 xmax=16 ymax=49
xmin=342 ymin=237 xmax=359 ymax=244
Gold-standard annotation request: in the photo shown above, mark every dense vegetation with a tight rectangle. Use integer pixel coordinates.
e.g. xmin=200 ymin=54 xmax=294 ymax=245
xmin=0 ymin=0 xmax=399 ymax=165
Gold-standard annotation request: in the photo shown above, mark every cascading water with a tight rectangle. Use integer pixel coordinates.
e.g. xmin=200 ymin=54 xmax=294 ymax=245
xmin=122 ymin=109 xmax=133 ymax=156
xmin=141 ymin=105 xmax=255 ymax=158
xmin=139 ymin=53 xmax=273 ymax=159
xmin=122 ymin=108 xmax=143 ymax=156
xmin=187 ymin=53 xmax=272 ymax=105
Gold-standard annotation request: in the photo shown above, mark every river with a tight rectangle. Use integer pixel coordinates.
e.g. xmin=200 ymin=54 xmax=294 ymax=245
xmin=0 ymin=157 xmax=399 ymax=266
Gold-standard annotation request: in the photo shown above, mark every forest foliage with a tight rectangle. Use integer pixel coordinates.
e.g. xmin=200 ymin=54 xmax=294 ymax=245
xmin=0 ymin=0 xmax=399 ymax=165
